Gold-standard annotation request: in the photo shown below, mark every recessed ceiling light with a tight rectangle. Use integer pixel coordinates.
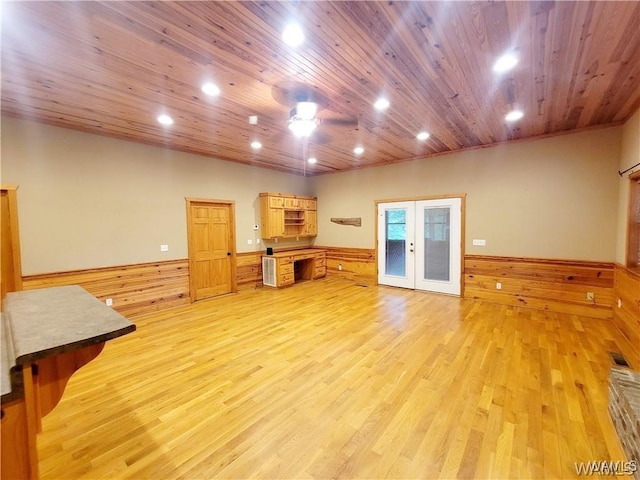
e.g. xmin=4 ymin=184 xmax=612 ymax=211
xmin=505 ymin=110 xmax=524 ymax=122
xmin=250 ymin=141 xmax=262 ymax=149
xmin=493 ymin=52 xmax=519 ymax=73
xmin=374 ymin=98 xmax=390 ymax=111
xmin=308 ymin=157 xmax=317 ymax=164
xmin=282 ymin=23 xmax=304 ymax=47
xmin=201 ymin=82 xmax=220 ymax=96
xmin=157 ymin=114 xmax=173 ymax=126
xmin=353 ymin=146 xmax=364 ymax=155
xmin=416 ymin=131 xmax=430 ymax=141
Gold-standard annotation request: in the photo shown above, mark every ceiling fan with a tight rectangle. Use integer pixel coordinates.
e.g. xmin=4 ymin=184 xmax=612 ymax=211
xmin=272 ymin=80 xmax=358 ymax=142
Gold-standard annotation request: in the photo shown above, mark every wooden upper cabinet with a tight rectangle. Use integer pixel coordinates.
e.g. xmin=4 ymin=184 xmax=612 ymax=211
xmin=304 ymin=210 xmax=317 ymax=236
xmin=259 ymin=193 xmax=318 ymax=239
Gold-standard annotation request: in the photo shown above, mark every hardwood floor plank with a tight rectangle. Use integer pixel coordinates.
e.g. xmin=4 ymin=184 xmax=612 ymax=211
xmin=35 ymin=277 xmax=631 ymax=479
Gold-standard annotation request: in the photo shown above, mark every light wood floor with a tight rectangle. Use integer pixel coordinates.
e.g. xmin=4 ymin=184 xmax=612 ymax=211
xmin=37 ymin=277 xmax=631 ymax=479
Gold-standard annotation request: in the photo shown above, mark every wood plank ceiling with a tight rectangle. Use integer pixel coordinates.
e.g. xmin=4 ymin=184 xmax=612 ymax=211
xmin=2 ymin=1 xmax=639 ymax=176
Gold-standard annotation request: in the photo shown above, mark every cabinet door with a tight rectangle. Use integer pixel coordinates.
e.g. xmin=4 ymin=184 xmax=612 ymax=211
xmin=305 ymin=199 xmax=317 ymax=210
xmin=284 ymin=197 xmax=301 ymax=209
xmin=269 ymin=196 xmax=285 ymax=208
xmin=270 ymin=208 xmax=285 ymax=237
xmin=304 ymin=210 xmax=317 ymax=236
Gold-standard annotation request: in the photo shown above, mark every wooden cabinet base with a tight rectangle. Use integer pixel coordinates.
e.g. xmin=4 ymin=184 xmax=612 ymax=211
xmin=263 ymin=249 xmax=327 ymax=288
xmin=1 ymin=398 xmax=36 ymax=480
xmin=0 ymin=343 xmax=105 ymax=479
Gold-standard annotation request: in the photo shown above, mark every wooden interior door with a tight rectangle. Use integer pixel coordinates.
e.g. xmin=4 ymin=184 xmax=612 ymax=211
xmin=1 ymin=185 xmax=23 ymax=308
xmin=186 ymin=199 xmax=237 ymax=302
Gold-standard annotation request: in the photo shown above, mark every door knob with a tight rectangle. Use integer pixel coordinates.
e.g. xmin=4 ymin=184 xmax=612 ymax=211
xmin=227 ymin=252 xmax=231 ymax=256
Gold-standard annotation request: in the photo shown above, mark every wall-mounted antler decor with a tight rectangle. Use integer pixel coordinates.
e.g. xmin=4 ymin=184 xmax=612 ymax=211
xmin=330 ymin=218 xmax=361 ymax=227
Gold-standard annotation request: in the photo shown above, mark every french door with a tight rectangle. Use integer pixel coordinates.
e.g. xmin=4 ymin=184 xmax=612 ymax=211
xmin=377 ymin=197 xmax=462 ymax=295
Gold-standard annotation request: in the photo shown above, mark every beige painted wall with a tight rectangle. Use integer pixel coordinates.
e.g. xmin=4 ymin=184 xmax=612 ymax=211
xmin=1 ymin=117 xmax=312 ymax=275
xmin=615 ymin=109 xmax=640 ymax=264
xmin=1 ymin=116 xmax=627 ymax=275
xmin=310 ymin=127 xmax=622 ymax=262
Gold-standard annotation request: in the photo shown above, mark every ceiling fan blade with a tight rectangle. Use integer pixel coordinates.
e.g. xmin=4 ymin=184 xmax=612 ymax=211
xmin=306 ymin=130 xmax=332 ymax=145
xmin=320 ymin=116 xmax=358 ymax=128
xmin=271 ymin=80 xmax=329 ymax=109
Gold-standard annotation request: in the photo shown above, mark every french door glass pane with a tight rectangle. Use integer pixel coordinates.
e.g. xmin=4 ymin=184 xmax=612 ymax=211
xmin=423 ymin=207 xmax=450 ymax=281
xmin=385 ymin=209 xmax=406 ymax=276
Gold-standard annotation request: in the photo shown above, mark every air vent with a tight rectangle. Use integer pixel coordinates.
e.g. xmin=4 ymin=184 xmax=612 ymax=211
xmin=609 ymin=352 xmax=630 ymax=367
xmin=262 ymin=257 xmax=276 ymax=287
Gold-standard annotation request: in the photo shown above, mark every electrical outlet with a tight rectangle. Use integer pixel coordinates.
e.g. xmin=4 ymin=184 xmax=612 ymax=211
xmin=472 ymin=239 xmax=486 ymax=246
xmin=338 ymin=264 xmax=343 ymax=271
xmin=247 ymin=239 xmax=253 ymax=245
xmin=105 ymin=298 xmax=113 ymax=306
xmin=617 ymin=299 xmax=622 ymax=308
xmin=586 ymin=292 xmax=595 ymax=302
xmin=160 ymin=244 xmax=169 ymax=252
xmin=496 ymin=282 xmax=502 ymax=290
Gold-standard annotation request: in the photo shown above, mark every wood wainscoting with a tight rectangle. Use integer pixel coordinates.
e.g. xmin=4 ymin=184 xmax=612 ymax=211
xmin=237 ymin=252 xmax=263 ymax=290
xmin=22 ymin=260 xmax=190 ymax=318
xmin=464 ymin=255 xmax=614 ymax=319
xmin=317 ymin=246 xmax=376 ymax=285
xmin=613 ymin=264 xmax=640 ymax=351
xmin=19 ymin=250 xmax=324 ymax=318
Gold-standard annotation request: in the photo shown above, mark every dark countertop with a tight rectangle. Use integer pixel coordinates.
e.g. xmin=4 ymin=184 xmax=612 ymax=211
xmin=263 ymin=248 xmax=326 ymax=259
xmin=1 ymin=285 xmax=136 ymax=403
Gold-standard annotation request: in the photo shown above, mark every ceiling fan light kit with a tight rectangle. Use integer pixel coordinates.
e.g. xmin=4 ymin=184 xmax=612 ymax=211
xmin=288 ymin=119 xmax=318 ymax=138
xmin=288 ymin=101 xmax=319 ymax=137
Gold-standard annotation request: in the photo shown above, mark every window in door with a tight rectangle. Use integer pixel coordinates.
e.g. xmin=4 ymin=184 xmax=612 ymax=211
xmin=385 ymin=208 xmax=407 ymax=277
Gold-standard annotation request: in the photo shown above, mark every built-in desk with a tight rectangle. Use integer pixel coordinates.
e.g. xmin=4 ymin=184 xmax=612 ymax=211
xmin=263 ymin=248 xmax=326 ymax=287
xmin=1 ymin=285 xmax=136 ymax=479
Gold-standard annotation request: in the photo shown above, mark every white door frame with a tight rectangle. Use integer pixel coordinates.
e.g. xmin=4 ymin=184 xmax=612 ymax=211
xmin=375 ymin=194 xmax=466 ymax=297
